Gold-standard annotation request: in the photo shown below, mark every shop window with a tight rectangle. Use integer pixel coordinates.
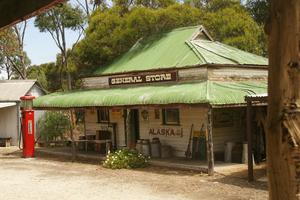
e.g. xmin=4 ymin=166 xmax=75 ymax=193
xmin=97 ymin=108 xmax=109 ymax=122
xmin=162 ymin=109 xmax=180 ymax=125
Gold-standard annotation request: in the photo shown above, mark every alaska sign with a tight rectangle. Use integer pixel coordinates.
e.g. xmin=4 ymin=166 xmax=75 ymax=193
xmin=149 ymin=127 xmax=183 ymax=138
xmin=109 ymin=71 xmax=177 ymax=86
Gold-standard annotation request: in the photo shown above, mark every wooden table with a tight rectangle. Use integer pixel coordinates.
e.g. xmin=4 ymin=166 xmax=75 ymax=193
xmin=74 ymin=139 xmax=112 ymax=153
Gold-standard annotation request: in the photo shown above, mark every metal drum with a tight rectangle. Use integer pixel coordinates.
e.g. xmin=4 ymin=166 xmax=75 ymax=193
xmin=224 ymin=142 xmax=235 ymax=163
xmin=141 ymin=139 xmax=151 ymax=157
xmin=136 ymin=139 xmax=143 ymax=154
xmin=150 ymin=138 xmax=161 ymax=158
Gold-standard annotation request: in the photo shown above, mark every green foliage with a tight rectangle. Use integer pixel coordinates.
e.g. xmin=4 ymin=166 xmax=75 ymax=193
xmin=73 ymin=4 xmax=203 ymax=74
xmin=72 ymin=1 xmax=268 ymax=75
xmin=27 ymin=63 xmax=60 ymax=92
xmin=38 ymin=111 xmax=70 ymax=141
xmin=34 ymin=2 xmax=86 ymax=90
xmin=34 ymin=3 xmax=85 ymax=32
xmin=26 ymin=65 xmax=48 ymax=90
xmin=204 ymin=0 xmax=240 ymax=12
xmin=0 ymin=28 xmax=30 ymax=79
xmin=202 ymin=1 xmax=266 ymax=55
xmin=135 ymin=0 xmax=176 ymax=8
xmin=103 ymin=149 xmax=149 ymax=169
xmin=245 ymin=0 xmax=269 ymax=25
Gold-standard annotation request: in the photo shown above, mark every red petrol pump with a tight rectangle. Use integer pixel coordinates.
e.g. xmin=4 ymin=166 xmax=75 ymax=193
xmin=20 ymin=95 xmax=35 ymax=158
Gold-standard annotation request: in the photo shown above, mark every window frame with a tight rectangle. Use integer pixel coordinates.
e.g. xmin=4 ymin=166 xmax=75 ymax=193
xmin=162 ymin=108 xmax=180 ymax=125
xmin=97 ymin=108 xmax=110 ymax=123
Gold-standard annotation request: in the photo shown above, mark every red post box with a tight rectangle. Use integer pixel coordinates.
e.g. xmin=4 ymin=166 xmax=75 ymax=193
xmin=20 ymin=95 xmax=35 ymax=158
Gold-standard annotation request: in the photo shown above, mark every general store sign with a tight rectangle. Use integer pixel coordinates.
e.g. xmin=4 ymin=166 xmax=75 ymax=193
xmin=109 ymin=71 xmax=177 ymax=86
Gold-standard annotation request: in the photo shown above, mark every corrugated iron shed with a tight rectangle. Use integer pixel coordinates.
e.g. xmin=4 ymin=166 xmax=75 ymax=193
xmin=33 ymin=80 xmax=267 ymax=109
xmin=0 ymin=80 xmax=37 ymax=102
xmin=94 ymin=26 xmax=268 ymax=75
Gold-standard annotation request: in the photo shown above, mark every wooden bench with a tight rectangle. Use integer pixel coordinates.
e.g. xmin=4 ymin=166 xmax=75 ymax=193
xmin=75 ymin=139 xmax=112 ymax=154
xmin=0 ymin=137 xmax=12 ymax=147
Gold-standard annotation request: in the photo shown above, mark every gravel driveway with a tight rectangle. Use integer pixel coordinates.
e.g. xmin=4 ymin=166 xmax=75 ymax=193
xmin=0 ymin=147 xmax=268 ymax=200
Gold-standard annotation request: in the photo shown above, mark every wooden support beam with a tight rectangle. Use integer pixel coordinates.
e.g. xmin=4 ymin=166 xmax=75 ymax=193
xmin=207 ymin=108 xmax=214 ymax=176
xmin=246 ymin=100 xmax=254 ymax=182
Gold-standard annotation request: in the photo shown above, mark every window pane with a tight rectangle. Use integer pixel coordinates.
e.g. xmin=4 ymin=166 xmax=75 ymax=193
xmin=97 ymin=109 xmax=109 ymax=122
xmin=163 ymin=109 xmax=179 ymax=125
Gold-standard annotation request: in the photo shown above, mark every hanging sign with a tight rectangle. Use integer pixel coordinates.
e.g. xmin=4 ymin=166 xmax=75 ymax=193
xmin=108 ymin=71 xmax=177 ymax=86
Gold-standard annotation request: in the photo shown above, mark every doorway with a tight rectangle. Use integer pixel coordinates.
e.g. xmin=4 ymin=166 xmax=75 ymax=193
xmin=124 ymin=109 xmax=140 ymax=147
xmin=130 ymin=109 xmax=140 ymax=142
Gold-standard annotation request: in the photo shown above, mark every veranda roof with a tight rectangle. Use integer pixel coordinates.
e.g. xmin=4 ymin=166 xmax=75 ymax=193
xmin=33 ymin=80 xmax=267 ymax=109
xmin=94 ymin=26 xmax=268 ymax=76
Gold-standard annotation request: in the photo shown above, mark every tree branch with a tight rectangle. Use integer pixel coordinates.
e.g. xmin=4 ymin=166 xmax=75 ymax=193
xmin=6 ymin=56 xmax=25 ymax=79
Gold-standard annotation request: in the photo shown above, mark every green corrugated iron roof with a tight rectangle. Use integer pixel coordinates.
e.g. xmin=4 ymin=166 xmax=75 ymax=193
xmin=94 ymin=26 xmax=268 ymax=75
xmin=33 ymin=80 xmax=267 ymax=108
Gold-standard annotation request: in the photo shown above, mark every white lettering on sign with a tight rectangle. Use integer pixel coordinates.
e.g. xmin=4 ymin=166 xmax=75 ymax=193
xmin=28 ymin=120 xmax=33 ymax=135
xmin=109 ymin=72 xmax=177 ymax=86
xmin=110 ymin=76 xmax=143 ymax=85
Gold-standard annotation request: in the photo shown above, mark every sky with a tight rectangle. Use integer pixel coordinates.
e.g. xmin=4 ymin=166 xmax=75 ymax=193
xmin=24 ymin=18 xmax=80 ymax=66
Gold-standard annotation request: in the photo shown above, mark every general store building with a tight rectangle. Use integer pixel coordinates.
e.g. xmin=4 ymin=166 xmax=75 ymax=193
xmin=34 ymin=26 xmax=268 ymax=173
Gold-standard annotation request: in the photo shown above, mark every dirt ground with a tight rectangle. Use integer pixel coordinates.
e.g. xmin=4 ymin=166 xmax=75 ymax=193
xmin=0 ymin=147 xmax=268 ymax=200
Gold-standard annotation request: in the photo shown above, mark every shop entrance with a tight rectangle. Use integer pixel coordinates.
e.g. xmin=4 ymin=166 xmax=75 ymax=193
xmin=124 ymin=109 xmax=140 ymax=147
xmin=130 ymin=109 xmax=140 ymax=142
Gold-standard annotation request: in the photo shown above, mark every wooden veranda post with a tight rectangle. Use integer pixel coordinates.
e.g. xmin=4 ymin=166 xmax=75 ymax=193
xmin=267 ymin=0 xmax=300 ymax=199
xmin=69 ymin=109 xmax=76 ymax=161
xmin=207 ymin=108 xmax=214 ymax=176
xmin=83 ymin=110 xmax=87 ymax=152
xmin=246 ymin=100 xmax=254 ymax=182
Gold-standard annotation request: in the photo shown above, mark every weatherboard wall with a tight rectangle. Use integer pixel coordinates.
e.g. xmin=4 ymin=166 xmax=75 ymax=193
xmin=82 ymin=66 xmax=267 ymax=89
xmin=84 ymin=106 xmax=246 ymax=159
xmin=84 ymin=109 xmax=126 ymax=147
xmin=0 ymin=105 xmax=18 ymax=145
xmin=138 ymin=107 xmax=208 ymax=157
xmin=212 ymin=108 xmax=245 ymax=155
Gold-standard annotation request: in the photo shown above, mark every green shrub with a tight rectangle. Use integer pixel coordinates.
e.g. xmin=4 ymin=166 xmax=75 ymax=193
xmin=103 ymin=149 xmax=149 ymax=169
xmin=38 ymin=111 xmax=70 ymax=141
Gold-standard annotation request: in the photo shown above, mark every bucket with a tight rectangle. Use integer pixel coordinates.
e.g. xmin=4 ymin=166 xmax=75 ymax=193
xmin=151 ymin=138 xmax=161 ymax=158
xmin=142 ymin=139 xmax=151 ymax=157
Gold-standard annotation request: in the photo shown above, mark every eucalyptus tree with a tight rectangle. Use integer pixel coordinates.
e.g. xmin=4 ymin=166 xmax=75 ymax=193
xmin=0 ymin=28 xmax=30 ymax=79
xmin=34 ymin=2 xmax=85 ymax=90
xmin=267 ymin=0 xmax=300 ymax=199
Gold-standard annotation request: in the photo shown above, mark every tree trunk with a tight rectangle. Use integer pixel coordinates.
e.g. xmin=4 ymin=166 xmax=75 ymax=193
xmin=267 ymin=0 xmax=300 ymax=199
xmin=69 ymin=110 xmax=76 ymax=161
xmin=207 ymin=108 xmax=214 ymax=176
